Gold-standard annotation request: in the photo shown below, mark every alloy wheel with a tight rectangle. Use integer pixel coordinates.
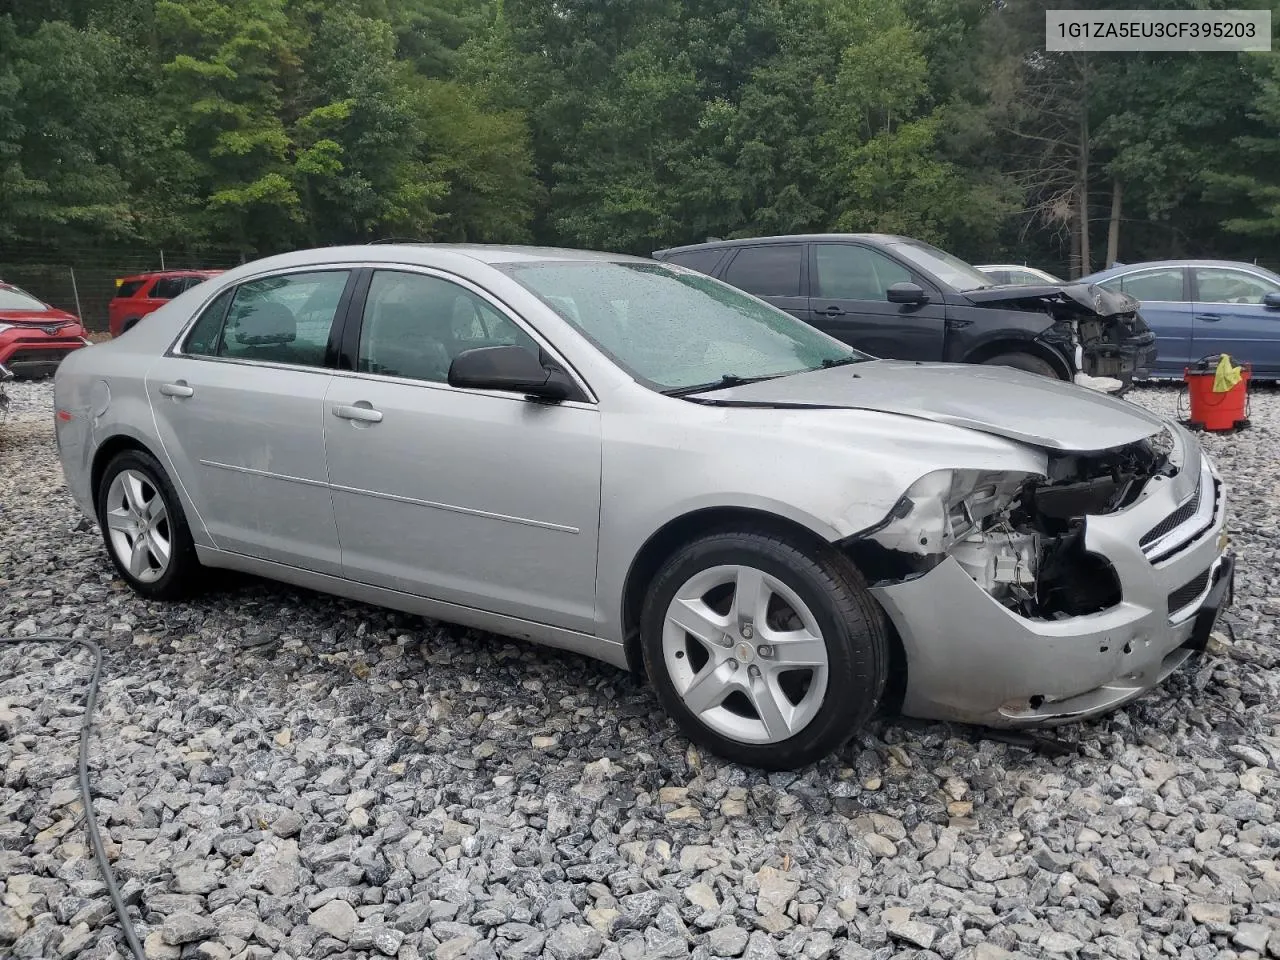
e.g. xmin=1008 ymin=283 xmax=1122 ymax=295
xmin=661 ymin=563 xmax=830 ymax=745
xmin=104 ymin=469 xmax=172 ymax=584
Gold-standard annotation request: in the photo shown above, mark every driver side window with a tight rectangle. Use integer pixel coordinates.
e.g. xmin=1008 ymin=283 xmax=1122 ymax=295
xmin=357 ymin=271 xmax=539 ymax=384
xmin=813 ymin=244 xmax=913 ymax=301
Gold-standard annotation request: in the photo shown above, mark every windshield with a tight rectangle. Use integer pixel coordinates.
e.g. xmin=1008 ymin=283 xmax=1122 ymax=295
xmin=888 ymin=240 xmax=993 ymax=292
xmin=502 ymin=261 xmax=867 ymax=391
xmin=0 ymin=286 xmax=49 ymax=311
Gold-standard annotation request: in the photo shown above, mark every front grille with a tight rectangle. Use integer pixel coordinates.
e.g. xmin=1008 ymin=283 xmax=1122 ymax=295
xmin=9 ymin=348 xmax=74 ymax=364
xmin=1168 ymin=569 xmax=1211 ymax=616
xmin=1141 ymin=477 xmax=1203 ymax=547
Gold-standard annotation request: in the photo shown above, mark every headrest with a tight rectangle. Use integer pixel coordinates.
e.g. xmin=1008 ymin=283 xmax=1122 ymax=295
xmin=232 ymin=301 xmax=296 ymax=345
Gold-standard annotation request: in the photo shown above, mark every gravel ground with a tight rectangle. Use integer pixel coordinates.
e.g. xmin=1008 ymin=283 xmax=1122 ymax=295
xmin=3 ymin=378 xmax=1280 ymax=960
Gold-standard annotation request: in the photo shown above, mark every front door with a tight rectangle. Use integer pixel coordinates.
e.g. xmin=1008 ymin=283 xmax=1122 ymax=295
xmin=145 ymin=268 xmax=353 ymax=575
xmin=1191 ymin=266 xmax=1280 ymax=377
xmin=806 ymin=242 xmax=946 ymax=360
xmin=322 ymin=268 xmax=603 ymax=632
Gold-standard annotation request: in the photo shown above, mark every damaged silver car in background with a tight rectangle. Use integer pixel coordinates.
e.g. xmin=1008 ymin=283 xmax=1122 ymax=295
xmin=54 ymin=245 xmax=1234 ymax=769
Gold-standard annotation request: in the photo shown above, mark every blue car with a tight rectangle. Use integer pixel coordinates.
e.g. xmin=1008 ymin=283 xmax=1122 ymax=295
xmin=1079 ymin=259 xmax=1280 ymax=378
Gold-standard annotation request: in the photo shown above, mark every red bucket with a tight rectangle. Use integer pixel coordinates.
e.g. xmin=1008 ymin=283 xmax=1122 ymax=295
xmin=1183 ymin=357 xmax=1251 ymax=432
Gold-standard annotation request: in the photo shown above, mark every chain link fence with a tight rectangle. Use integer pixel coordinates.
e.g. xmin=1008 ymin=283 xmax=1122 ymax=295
xmin=0 ymin=245 xmax=249 ymax=334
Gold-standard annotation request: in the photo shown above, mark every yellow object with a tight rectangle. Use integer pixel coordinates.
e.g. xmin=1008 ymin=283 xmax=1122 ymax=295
xmin=1213 ymin=353 xmax=1242 ymax=392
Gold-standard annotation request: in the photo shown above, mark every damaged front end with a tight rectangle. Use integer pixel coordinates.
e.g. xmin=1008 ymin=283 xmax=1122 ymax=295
xmin=970 ymin=283 xmax=1159 ymax=391
xmin=848 ymin=430 xmax=1174 ymax=620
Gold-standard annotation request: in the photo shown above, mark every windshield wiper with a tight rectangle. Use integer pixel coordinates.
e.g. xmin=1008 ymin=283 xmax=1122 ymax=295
xmin=821 ymin=355 xmax=868 ymax=368
xmin=662 ymin=373 xmax=781 ymax=397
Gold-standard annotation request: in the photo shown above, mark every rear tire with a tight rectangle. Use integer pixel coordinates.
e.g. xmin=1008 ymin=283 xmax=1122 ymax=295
xmin=120 ymin=317 xmax=140 ymax=335
xmin=95 ymin=449 xmax=200 ymax=600
xmin=640 ymin=528 xmax=889 ymax=770
xmin=981 ymin=351 xmax=1061 ymax=379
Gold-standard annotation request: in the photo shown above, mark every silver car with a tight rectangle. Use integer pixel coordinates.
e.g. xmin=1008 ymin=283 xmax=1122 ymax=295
xmin=53 ymin=245 xmax=1234 ymax=769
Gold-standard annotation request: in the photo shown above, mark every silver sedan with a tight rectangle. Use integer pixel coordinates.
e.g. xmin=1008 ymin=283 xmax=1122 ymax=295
xmin=53 ymin=245 xmax=1234 ymax=769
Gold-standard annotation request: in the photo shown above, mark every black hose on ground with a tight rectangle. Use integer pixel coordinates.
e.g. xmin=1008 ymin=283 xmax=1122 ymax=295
xmin=1 ymin=635 xmax=146 ymax=960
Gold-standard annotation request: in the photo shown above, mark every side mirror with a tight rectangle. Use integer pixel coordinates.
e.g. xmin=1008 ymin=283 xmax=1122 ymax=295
xmin=887 ymin=281 xmax=928 ymax=305
xmin=448 ymin=345 xmax=571 ymax=401
xmin=1264 ymin=292 xmax=1280 ymax=310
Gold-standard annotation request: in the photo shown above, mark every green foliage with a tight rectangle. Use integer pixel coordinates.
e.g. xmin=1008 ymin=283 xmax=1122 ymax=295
xmin=2 ymin=0 xmax=1275 ymax=267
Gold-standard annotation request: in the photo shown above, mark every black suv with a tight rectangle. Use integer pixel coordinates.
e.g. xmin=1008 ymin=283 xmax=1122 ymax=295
xmin=652 ymin=235 xmax=1157 ymax=391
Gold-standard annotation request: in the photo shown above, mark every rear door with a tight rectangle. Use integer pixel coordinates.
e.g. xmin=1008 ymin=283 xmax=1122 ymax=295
xmin=717 ymin=243 xmax=809 ymax=322
xmin=1190 ymin=266 xmax=1280 ymax=376
xmin=146 ymin=267 xmax=354 ymax=574
xmin=1095 ymin=267 xmax=1191 ymax=376
xmin=806 ymin=242 xmax=946 ymax=359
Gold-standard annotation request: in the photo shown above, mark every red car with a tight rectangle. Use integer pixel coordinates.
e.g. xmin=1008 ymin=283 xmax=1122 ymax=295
xmin=0 ymin=282 xmax=89 ymax=381
xmin=108 ymin=269 xmax=223 ymax=337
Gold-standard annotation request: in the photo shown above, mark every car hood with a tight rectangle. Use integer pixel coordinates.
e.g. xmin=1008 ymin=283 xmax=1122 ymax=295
xmin=0 ymin=307 xmax=81 ymax=326
xmin=965 ymin=281 xmax=1138 ymax=318
xmin=687 ymin=360 xmax=1166 ymax=451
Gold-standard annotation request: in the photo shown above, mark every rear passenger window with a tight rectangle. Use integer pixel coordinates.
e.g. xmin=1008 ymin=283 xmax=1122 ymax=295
xmin=114 ymin=280 xmax=145 ymax=299
xmin=663 ymin=249 xmax=725 ymax=276
xmin=1101 ymin=270 xmax=1183 ymax=301
xmin=722 ymin=245 xmax=803 ymax=298
xmin=184 ymin=271 xmax=349 ymax=366
xmin=183 ymin=288 xmax=235 ymax=356
xmin=152 ymin=277 xmax=187 ymax=300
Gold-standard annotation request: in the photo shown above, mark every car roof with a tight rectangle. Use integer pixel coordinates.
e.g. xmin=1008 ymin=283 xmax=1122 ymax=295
xmin=215 ymin=244 xmax=653 ymax=274
xmin=652 ymin=234 xmax=914 ymax=257
xmin=117 ymin=269 xmax=225 ymax=282
xmin=405 ymin=243 xmax=650 ymax=264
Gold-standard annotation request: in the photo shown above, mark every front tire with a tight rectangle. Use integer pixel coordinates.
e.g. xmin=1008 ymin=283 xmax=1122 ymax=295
xmin=96 ymin=449 xmax=200 ymax=600
xmin=640 ymin=528 xmax=889 ymax=770
xmin=980 ymin=351 xmax=1061 ymax=379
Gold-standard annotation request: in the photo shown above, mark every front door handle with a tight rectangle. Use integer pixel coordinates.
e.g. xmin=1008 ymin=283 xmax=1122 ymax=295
xmin=159 ymin=381 xmax=194 ymax=398
xmin=814 ymin=306 xmax=847 ymax=317
xmin=333 ymin=403 xmax=383 ymax=423
xmin=1197 ymin=313 xmax=1223 ymax=323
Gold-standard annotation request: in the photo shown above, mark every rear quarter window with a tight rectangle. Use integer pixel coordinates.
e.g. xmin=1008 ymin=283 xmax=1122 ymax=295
xmin=661 ymin=249 xmax=726 ymax=276
xmin=115 ymin=280 xmax=145 ymax=299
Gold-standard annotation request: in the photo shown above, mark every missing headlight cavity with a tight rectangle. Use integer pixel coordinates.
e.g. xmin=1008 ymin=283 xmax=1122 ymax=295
xmin=847 ymin=435 xmax=1170 ymax=619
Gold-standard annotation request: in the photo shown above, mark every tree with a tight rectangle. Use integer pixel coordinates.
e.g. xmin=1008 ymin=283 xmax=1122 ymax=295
xmin=0 ymin=17 xmax=139 ymax=245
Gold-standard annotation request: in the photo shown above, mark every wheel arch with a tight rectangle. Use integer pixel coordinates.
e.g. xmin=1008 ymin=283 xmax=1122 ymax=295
xmin=90 ymin=434 xmax=162 ymax=508
xmin=963 ymin=338 xmax=1072 ymax=380
xmin=619 ymin=505 xmax=906 ymax=703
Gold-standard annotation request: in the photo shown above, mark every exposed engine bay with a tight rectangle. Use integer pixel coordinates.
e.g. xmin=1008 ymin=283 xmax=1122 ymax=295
xmin=967 ymin=282 xmax=1158 ymax=388
xmin=849 ymin=430 xmax=1178 ymax=620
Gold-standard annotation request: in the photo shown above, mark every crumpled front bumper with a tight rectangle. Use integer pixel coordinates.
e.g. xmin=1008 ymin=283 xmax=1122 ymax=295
xmin=870 ymin=436 xmax=1232 ymax=727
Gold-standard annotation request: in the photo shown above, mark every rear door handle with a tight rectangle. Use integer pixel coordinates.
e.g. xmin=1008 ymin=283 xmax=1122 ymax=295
xmin=159 ymin=381 xmax=194 ymax=398
xmin=815 ymin=306 xmax=847 ymax=317
xmin=333 ymin=403 xmax=383 ymax=423
xmin=1197 ymin=313 xmax=1223 ymax=323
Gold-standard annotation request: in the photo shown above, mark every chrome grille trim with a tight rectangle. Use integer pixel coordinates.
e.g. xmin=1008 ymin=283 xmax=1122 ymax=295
xmin=1142 ymin=461 xmax=1219 ymax=563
